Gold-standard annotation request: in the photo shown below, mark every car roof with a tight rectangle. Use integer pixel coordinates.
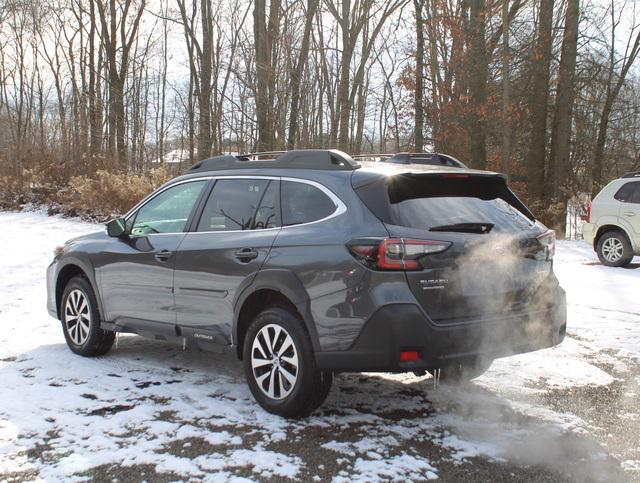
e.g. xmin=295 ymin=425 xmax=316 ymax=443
xmin=169 ymin=151 xmax=503 ymax=188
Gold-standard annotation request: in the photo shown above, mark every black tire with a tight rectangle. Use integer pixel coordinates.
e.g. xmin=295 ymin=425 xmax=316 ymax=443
xmin=429 ymin=357 xmax=493 ymax=384
xmin=61 ymin=276 xmax=115 ymax=357
xmin=242 ymin=307 xmax=332 ymax=418
xmin=596 ymin=231 xmax=634 ymax=267
xmin=308 ymin=370 xmax=334 ymax=413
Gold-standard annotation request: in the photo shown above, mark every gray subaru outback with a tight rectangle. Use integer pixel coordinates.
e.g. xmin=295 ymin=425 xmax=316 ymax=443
xmin=47 ymin=149 xmax=566 ymax=417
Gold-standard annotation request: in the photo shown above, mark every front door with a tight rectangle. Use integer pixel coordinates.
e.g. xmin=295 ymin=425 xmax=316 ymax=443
xmin=174 ymin=177 xmax=281 ymax=342
xmin=96 ymin=179 xmax=209 ymax=326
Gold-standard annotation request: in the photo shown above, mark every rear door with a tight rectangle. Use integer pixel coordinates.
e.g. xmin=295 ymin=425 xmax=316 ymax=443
xmin=173 ymin=177 xmax=281 ymax=342
xmin=357 ymin=173 xmax=553 ymax=323
xmin=615 ymin=181 xmax=640 ymax=244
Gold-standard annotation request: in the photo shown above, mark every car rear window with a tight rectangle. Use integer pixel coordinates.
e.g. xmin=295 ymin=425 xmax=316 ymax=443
xmin=614 ymin=181 xmax=640 ymax=203
xmin=281 ymin=181 xmax=337 ymax=226
xmin=389 ymin=196 xmax=533 ymax=233
xmin=356 ymin=173 xmax=535 ymax=234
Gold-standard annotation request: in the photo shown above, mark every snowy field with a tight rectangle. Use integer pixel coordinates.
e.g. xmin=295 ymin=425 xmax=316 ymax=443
xmin=1 ymin=210 xmax=639 ymax=482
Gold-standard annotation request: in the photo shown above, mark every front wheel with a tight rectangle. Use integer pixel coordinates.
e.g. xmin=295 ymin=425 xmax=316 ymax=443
xmin=243 ymin=307 xmax=332 ymax=418
xmin=597 ymin=231 xmax=634 ymax=267
xmin=61 ymin=276 xmax=115 ymax=357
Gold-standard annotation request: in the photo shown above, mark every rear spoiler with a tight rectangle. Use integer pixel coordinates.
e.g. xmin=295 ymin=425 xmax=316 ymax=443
xmin=354 ymin=171 xmax=536 ymax=223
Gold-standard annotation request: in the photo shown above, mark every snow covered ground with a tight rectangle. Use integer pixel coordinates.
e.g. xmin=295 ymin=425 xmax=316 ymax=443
xmin=0 ymin=210 xmax=639 ymax=482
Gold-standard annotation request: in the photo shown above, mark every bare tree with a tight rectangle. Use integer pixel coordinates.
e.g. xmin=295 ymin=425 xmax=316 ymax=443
xmin=325 ymin=0 xmax=407 ymax=152
xmin=287 ymin=0 xmax=320 ymax=149
xmin=467 ymin=0 xmax=488 ymax=169
xmin=591 ymin=0 xmax=640 ymax=194
xmin=501 ymin=0 xmax=511 ymax=177
xmin=549 ymin=0 xmax=579 ymax=202
xmin=525 ymin=0 xmax=554 ymax=202
xmin=95 ymin=0 xmax=146 ymax=167
xmin=414 ymin=0 xmax=426 ymax=152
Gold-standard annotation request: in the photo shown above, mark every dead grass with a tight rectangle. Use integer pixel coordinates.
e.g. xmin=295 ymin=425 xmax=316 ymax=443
xmin=0 ymin=166 xmax=172 ymax=219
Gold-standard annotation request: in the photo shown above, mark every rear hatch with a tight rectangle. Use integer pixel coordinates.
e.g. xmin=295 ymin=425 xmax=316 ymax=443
xmin=354 ymin=170 xmax=555 ymax=324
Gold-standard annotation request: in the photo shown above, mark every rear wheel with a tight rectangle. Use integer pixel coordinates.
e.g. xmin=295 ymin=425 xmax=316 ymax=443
xmin=243 ymin=307 xmax=332 ymax=418
xmin=597 ymin=231 xmax=633 ymax=267
xmin=429 ymin=357 xmax=493 ymax=384
xmin=61 ymin=276 xmax=115 ymax=356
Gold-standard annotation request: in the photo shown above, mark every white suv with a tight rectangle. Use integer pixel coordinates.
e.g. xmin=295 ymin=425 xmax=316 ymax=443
xmin=583 ymin=172 xmax=640 ymax=267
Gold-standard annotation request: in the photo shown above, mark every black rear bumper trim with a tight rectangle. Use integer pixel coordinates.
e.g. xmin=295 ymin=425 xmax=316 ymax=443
xmin=315 ymin=288 xmax=566 ymax=372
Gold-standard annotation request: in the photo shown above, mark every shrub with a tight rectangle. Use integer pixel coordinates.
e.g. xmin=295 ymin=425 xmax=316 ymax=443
xmin=64 ymin=167 xmax=172 ymax=219
xmin=0 ymin=175 xmax=23 ymax=209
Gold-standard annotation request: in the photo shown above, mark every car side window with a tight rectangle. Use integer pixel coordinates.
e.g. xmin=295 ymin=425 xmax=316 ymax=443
xmin=129 ymin=180 xmax=207 ymax=236
xmin=614 ymin=182 xmax=639 ymax=203
xmin=281 ymin=181 xmax=337 ymax=226
xmin=197 ymin=179 xmax=280 ymax=231
xmin=629 ymin=182 xmax=640 ymax=203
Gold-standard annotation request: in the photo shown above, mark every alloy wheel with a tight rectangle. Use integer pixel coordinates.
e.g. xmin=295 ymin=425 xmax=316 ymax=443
xmin=64 ymin=289 xmax=91 ymax=345
xmin=251 ymin=323 xmax=299 ymax=400
xmin=602 ymin=237 xmax=624 ymax=263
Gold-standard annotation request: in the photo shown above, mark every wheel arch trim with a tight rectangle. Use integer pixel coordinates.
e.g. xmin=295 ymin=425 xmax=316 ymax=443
xmin=54 ymin=257 xmax=104 ymax=321
xmin=594 ymin=223 xmax=635 ymax=251
xmin=232 ymin=269 xmax=320 ymax=357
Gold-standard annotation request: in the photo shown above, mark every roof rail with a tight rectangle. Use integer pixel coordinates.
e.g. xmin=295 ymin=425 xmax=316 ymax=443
xmin=237 ymin=151 xmax=287 ymax=160
xmin=622 ymin=171 xmax=640 ymax=178
xmin=187 ymin=149 xmax=360 ymax=173
xmin=351 ymin=153 xmax=393 ymax=159
xmin=352 ymin=152 xmax=467 ymax=168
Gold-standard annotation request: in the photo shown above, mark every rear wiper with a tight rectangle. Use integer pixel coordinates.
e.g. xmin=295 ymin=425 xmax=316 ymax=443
xmin=429 ymin=222 xmax=494 ymax=234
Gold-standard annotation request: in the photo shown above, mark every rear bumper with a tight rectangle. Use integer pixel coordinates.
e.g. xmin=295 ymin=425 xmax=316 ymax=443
xmin=582 ymin=222 xmax=595 ymax=247
xmin=315 ymin=286 xmax=566 ymax=372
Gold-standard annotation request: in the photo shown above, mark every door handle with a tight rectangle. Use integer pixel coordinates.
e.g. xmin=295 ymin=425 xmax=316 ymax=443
xmin=154 ymin=250 xmax=173 ymax=262
xmin=623 ymin=211 xmax=636 ymax=217
xmin=235 ymin=248 xmax=259 ymax=262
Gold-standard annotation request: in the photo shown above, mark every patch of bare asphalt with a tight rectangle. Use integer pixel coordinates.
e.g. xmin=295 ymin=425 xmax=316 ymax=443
xmin=74 ymin=463 xmax=186 ymax=483
xmin=86 ymin=403 xmax=136 ymax=416
xmin=262 ymin=419 xmax=560 ymax=482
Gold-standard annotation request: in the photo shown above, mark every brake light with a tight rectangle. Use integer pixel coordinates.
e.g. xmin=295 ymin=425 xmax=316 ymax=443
xmin=399 ymin=350 xmax=420 ymax=362
xmin=586 ymin=202 xmax=592 ymax=223
xmin=537 ymin=230 xmax=555 ymax=260
xmin=348 ymin=238 xmax=451 ymax=271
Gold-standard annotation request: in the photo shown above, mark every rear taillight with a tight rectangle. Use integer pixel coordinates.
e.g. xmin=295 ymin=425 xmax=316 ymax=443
xmin=399 ymin=350 xmax=420 ymax=362
xmin=586 ymin=202 xmax=592 ymax=223
xmin=537 ymin=230 xmax=555 ymax=260
xmin=348 ymin=238 xmax=451 ymax=271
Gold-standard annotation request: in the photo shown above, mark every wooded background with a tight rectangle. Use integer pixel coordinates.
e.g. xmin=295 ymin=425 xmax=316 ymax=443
xmin=1 ymin=0 xmax=640 ymax=228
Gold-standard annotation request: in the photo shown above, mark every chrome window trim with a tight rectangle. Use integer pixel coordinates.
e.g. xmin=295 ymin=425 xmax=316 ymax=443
xmin=123 ymin=174 xmax=347 ymax=236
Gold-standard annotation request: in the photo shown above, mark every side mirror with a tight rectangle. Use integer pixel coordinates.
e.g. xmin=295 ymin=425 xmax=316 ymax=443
xmin=106 ymin=218 xmax=127 ymax=238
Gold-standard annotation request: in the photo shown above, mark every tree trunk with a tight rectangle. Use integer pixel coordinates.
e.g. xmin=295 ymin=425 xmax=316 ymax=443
xmin=198 ymin=0 xmax=213 ymax=160
xmin=254 ymin=0 xmax=278 ymax=151
xmin=414 ymin=0 xmax=426 ymax=152
xmin=336 ymin=0 xmax=354 ymax=152
xmin=500 ymin=0 xmax=511 ymax=177
xmin=287 ymin=0 xmax=319 ymax=150
xmin=525 ymin=0 xmax=554 ymax=203
xmin=467 ymin=0 xmax=488 ymax=170
xmin=550 ymin=0 xmax=579 ymax=200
